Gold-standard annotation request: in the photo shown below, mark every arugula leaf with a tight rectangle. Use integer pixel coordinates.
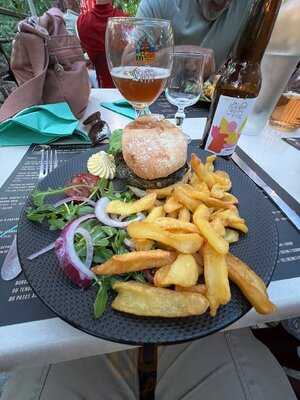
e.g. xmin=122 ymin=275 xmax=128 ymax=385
xmin=99 ymin=226 xmax=117 ymax=237
xmin=93 ymin=283 xmax=108 ymax=319
xmin=49 ymin=216 xmax=66 ymax=231
xmin=77 ymin=206 xmax=95 ymax=215
xmin=132 ymin=272 xmax=146 ymax=283
xmin=112 ymin=229 xmax=128 ymax=255
xmin=108 ymin=129 xmax=123 ymax=155
xmin=32 ymin=185 xmax=89 ymax=207
xmin=26 ymin=204 xmax=56 ymax=223
xmin=93 ymin=248 xmax=114 ymax=263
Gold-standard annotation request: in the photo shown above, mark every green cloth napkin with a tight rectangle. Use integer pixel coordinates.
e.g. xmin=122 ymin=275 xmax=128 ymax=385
xmin=0 ymin=102 xmax=89 ymax=146
xmin=101 ymin=100 xmax=136 ymax=119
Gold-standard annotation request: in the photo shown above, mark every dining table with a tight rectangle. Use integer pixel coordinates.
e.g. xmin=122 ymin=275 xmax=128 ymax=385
xmin=0 ymin=88 xmax=299 ymax=372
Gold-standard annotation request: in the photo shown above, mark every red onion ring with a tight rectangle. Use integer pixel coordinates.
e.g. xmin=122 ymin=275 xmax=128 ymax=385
xmin=75 ymin=227 xmax=93 ymax=269
xmin=55 ymin=214 xmax=96 ymax=288
xmin=27 ymin=242 xmax=56 ymax=260
xmin=95 ymin=197 xmax=145 ymax=228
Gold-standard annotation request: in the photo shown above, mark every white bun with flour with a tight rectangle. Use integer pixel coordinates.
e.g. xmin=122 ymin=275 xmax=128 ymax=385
xmin=122 ymin=116 xmax=188 ymax=180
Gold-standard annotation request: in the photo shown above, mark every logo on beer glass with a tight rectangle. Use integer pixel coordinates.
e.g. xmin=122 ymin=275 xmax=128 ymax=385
xmin=136 ymin=34 xmax=156 ymax=63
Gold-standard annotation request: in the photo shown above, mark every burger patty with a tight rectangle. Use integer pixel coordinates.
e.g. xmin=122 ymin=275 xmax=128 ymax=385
xmin=115 ymin=153 xmax=189 ymax=189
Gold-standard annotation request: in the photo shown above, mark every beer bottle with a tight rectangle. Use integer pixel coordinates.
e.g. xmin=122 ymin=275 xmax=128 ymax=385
xmin=201 ymin=0 xmax=282 ymax=157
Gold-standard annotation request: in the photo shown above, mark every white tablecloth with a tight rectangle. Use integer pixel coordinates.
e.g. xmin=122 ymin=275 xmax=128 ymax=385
xmin=0 ymin=89 xmax=299 ymax=372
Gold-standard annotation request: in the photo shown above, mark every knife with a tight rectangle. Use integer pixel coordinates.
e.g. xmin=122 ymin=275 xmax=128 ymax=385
xmin=232 ymin=152 xmax=300 ymax=231
xmin=1 ymin=236 xmax=22 ymax=281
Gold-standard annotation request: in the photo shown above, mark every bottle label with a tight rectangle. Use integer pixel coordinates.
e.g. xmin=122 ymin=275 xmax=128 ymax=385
xmin=205 ymin=95 xmax=256 ymax=156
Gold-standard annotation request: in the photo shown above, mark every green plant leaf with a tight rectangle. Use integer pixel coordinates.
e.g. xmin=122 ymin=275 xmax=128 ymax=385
xmin=108 ymin=129 xmax=123 ymax=155
xmin=93 ymin=284 xmax=108 ymax=319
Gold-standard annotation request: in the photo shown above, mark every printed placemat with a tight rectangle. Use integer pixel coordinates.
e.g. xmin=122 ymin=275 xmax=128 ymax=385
xmin=0 ymin=142 xmax=299 ymax=328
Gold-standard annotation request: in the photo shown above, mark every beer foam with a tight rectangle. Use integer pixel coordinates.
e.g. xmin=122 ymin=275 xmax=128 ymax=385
xmin=111 ymin=66 xmax=170 ymax=81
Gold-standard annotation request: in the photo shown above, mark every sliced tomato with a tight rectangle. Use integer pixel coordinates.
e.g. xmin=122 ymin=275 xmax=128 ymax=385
xmin=65 ymin=173 xmax=99 ymax=198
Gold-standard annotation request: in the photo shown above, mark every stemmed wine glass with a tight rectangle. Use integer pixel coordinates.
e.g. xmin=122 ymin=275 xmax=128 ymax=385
xmin=165 ymin=52 xmax=206 ymax=127
xmin=105 ymin=17 xmax=174 ymax=118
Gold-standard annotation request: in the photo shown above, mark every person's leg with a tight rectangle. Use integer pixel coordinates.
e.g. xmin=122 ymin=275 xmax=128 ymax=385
xmin=156 ymin=328 xmax=297 ymax=400
xmin=2 ymin=328 xmax=296 ymax=400
xmin=1 ymin=350 xmax=139 ymax=400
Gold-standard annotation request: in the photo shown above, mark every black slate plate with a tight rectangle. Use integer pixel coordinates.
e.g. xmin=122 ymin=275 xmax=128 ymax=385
xmin=17 ymin=143 xmax=278 ymax=345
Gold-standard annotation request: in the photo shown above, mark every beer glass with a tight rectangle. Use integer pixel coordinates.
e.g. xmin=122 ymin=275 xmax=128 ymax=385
xmin=105 ymin=17 xmax=173 ymax=118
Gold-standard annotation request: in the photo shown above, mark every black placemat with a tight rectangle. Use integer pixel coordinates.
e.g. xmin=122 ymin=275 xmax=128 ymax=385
xmin=0 ymin=144 xmax=97 ymax=327
xmin=0 ymin=141 xmax=299 ymax=329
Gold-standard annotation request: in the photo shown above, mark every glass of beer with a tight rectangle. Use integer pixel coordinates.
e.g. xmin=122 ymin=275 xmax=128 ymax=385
xmin=269 ymin=92 xmax=300 ymax=131
xmin=105 ymin=17 xmax=173 ymax=117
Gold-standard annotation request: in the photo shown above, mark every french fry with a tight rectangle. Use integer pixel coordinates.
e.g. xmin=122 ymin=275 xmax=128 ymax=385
xmin=212 ymin=210 xmax=249 ymax=234
xmin=178 ymin=207 xmax=191 ymax=222
xmin=154 ymin=254 xmax=199 ymax=288
xmin=92 ymin=250 xmax=176 ymax=275
xmin=191 ymin=153 xmax=215 ymax=188
xmin=133 ymin=238 xmax=154 ymax=251
xmin=210 ymin=184 xmax=225 ymax=199
xmin=128 ymin=221 xmax=203 ymax=254
xmin=154 ymin=199 xmax=164 ymax=207
xmin=153 ymin=264 xmax=171 ymax=287
xmin=229 ymin=222 xmax=248 ymax=234
xmin=210 ymin=217 xmax=226 ymax=237
xmin=175 ymin=284 xmax=206 ymax=295
xmin=163 ymin=196 xmax=182 ymax=213
xmin=222 ymin=192 xmax=238 ymax=204
xmin=193 ymin=203 xmax=210 ymax=220
xmin=205 ymin=155 xmax=216 ymax=172
xmin=190 ymin=172 xmax=200 ymax=187
xmin=224 ymin=229 xmax=239 ymax=244
xmin=135 ymin=206 xmax=165 ymax=250
xmin=167 ymin=210 xmax=179 ymax=219
xmin=173 ymin=187 xmax=201 ymax=212
xmin=147 ymin=184 xmax=176 ymax=199
xmin=203 ymin=243 xmax=231 ymax=316
xmin=193 ymin=206 xmax=229 ymax=255
xmin=214 ymin=170 xmax=231 ymax=189
xmin=146 ymin=206 xmax=165 ymax=222
xmin=227 ymin=253 xmax=276 ymax=315
xmin=212 ymin=209 xmax=243 ymax=223
xmin=193 ymin=251 xmax=204 ymax=274
xmin=154 ymin=217 xmax=199 ymax=233
xmin=112 ymin=281 xmax=209 ymax=317
xmin=180 ymin=184 xmax=232 ymax=210
xmin=106 ymin=193 xmax=157 ymax=216
xmin=192 ymin=181 xmax=210 ymax=194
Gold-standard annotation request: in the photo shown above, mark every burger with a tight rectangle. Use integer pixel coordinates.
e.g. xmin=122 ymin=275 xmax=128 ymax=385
xmin=114 ymin=116 xmax=189 ymax=189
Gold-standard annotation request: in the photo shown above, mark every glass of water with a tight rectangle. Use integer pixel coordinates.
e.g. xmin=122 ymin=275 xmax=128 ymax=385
xmin=165 ymin=52 xmax=206 ymax=127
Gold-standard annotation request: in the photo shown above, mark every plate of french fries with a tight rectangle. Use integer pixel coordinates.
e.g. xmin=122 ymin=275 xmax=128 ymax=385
xmin=18 ymin=145 xmax=278 ymax=345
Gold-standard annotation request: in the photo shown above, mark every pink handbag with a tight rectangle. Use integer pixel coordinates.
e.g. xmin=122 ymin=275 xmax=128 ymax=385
xmin=0 ymin=8 xmax=90 ymax=123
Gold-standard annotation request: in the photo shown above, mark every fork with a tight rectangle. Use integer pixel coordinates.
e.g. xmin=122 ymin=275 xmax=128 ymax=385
xmin=1 ymin=146 xmax=58 ymax=281
xmin=39 ymin=146 xmax=59 ymax=180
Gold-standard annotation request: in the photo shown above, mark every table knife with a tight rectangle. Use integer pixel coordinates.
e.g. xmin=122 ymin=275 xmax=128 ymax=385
xmin=1 ymin=236 xmax=22 ymax=281
xmin=232 ymin=152 xmax=300 ymax=231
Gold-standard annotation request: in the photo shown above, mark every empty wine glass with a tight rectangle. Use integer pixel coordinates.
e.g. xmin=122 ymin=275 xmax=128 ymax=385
xmin=165 ymin=52 xmax=206 ymax=127
xmin=105 ymin=17 xmax=174 ymax=118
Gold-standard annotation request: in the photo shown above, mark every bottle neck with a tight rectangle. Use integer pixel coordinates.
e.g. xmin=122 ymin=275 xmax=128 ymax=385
xmin=233 ymin=0 xmax=282 ymax=64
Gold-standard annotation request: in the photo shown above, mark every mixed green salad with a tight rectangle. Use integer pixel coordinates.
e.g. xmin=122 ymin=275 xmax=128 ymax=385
xmin=26 ymin=129 xmax=146 ymax=318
